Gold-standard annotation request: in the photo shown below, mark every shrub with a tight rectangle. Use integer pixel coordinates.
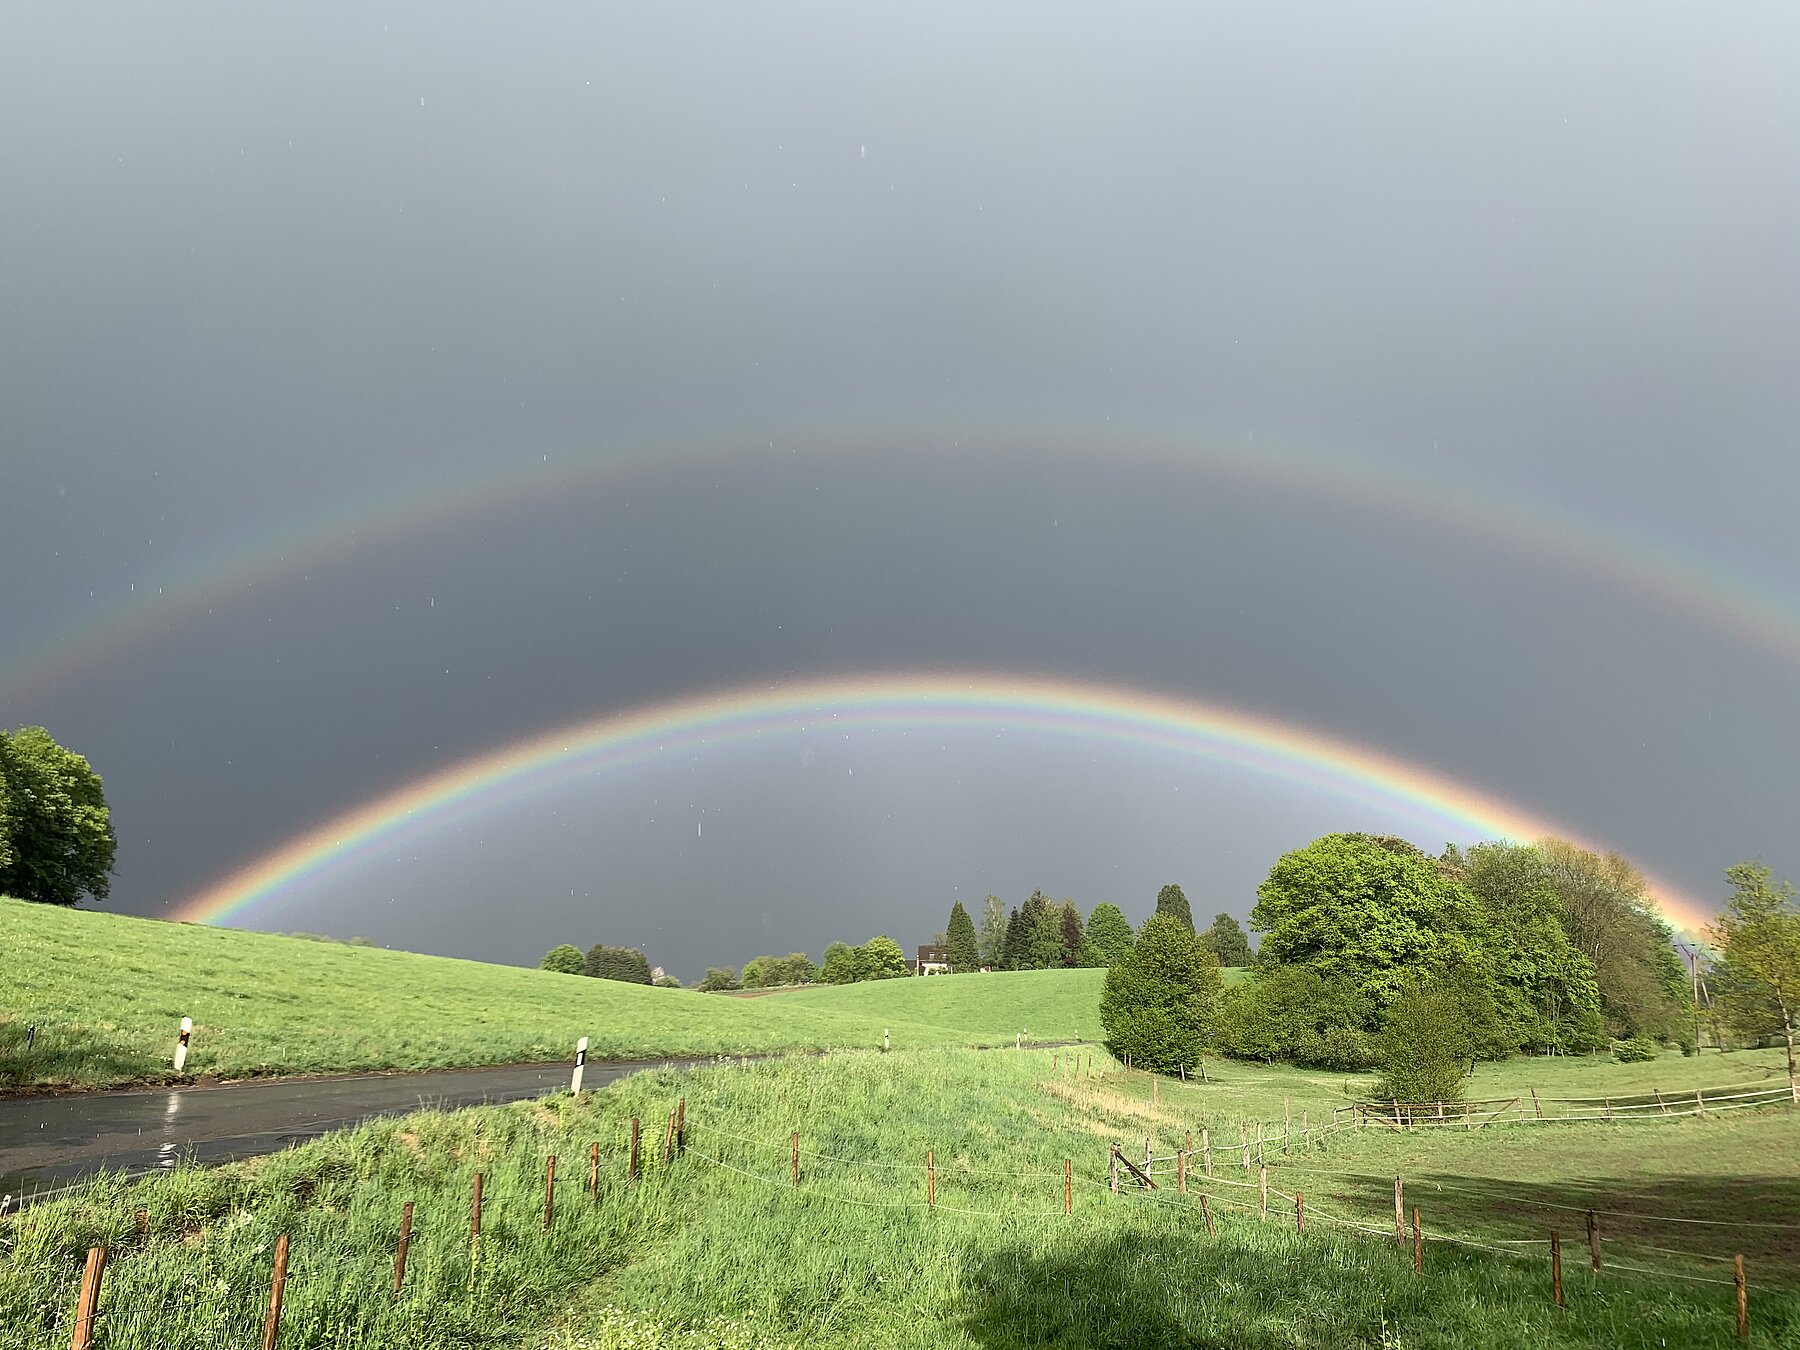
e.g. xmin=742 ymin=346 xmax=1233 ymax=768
xmin=1613 ymin=1036 xmax=1660 ymax=1063
xmin=697 ymin=967 xmax=740 ymax=992
xmin=1375 ymin=980 xmax=1473 ymax=1103
xmin=654 ymin=975 xmax=682 ymax=989
xmin=585 ymin=945 xmax=653 ymax=984
xmin=539 ymin=944 xmax=585 ymax=975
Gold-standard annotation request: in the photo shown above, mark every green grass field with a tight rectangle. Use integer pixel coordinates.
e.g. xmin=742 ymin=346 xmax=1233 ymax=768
xmin=0 ymin=901 xmax=1105 ymax=1090
xmin=4 ymin=1047 xmax=1795 ymax=1349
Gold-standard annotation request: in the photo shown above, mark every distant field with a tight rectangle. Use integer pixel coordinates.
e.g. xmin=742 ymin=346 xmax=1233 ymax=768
xmin=7 ymin=1046 xmax=1795 ymax=1348
xmin=0 ymin=901 xmax=1098 ymax=1090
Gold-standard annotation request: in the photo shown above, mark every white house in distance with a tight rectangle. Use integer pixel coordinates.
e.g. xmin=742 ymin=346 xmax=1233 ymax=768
xmin=915 ymin=943 xmax=950 ymax=976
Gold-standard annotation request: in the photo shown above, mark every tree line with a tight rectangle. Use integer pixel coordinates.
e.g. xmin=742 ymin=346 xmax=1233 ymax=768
xmin=1094 ymin=831 xmax=1800 ymax=1103
xmin=935 ymin=884 xmax=1254 ymax=974
xmin=539 ymin=942 xmax=679 ymax=987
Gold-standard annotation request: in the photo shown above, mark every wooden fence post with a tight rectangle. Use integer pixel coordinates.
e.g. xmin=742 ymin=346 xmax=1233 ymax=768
xmin=1550 ymin=1230 xmax=1563 ymax=1308
xmin=1412 ymin=1207 xmax=1422 ymax=1274
xmin=1109 ymin=1147 xmax=1119 ymax=1195
xmin=1302 ymin=1109 xmax=1309 ymax=1148
xmin=927 ymin=1149 xmax=935 ymax=1208
xmin=677 ymin=1097 xmax=686 ymax=1154
xmin=260 ymin=1233 xmax=289 ymax=1350
xmin=662 ymin=1110 xmax=676 ymax=1164
xmin=544 ymin=1155 xmax=557 ymax=1231
xmin=791 ymin=1132 xmax=799 ymax=1187
xmin=1200 ymin=1193 xmax=1215 ymax=1236
xmin=1178 ymin=1150 xmax=1187 ymax=1194
xmin=1655 ymin=1089 xmax=1668 ymax=1115
xmin=1295 ymin=1191 xmax=1305 ymax=1234
xmin=1260 ymin=1165 xmax=1268 ymax=1221
xmin=70 ymin=1246 xmax=106 ymax=1350
xmin=629 ymin=1118 xmax=641 ymax=1182
xmin=1735 ymin=1260 xmax=1749 ymax=1346
xmin=1696 ymin=1088 xmax=1706 ymax=1117
xmin=134 ymin=1209 xmax=148 ymax=1239
xmin=1394 ymin=1174 xmax=1404 ymax=1243
xmin=470 ymin=1172 xmax=483 ymax=1281
xmin=589 ymin=1142 xmax=600 ymax=1197
xmin=1586 ymin=1210 xmax=1601 ymax=1273
xmin=392 ymin=1202 xmax=413 ymax=1300
xmin=1530 ymin=1087 xmax=1543 ymax=1120
xmin=1065 ymin=1158 xmax=1072 ymax=1215
xmin=1201 ymin=1127 xmax=1212 ymax=1177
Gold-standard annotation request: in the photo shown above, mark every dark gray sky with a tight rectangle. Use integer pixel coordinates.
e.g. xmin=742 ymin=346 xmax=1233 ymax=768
xmin=4 ymin=4 xmax=1798 ymax=977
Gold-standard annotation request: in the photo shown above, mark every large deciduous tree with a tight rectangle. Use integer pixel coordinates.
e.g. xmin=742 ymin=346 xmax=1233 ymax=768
xmin=820 ymin=941 xmax=858 ymax=984
xmin=1534 ymin=838 xmax=1690 ymax=1040
xmin=0 ymin=726 xmax=117 ymax=907
xmin=1099 ymin=913 xmax=1223 ymax=1072
xmin=945 ymin=900 xmax=981 ymax=972
xmin=855 ymin=935 xmax=909 ymax=980
xmin=1252 ymin=833 xmax=1501 ymax=1016
xmin=1199 ymin=912 xmax=1253 ymax=967
xmin=1154 ymin=883 xmax=1194 ymax=932
xmin=1710 ymin=862 xmax=1800 ymax=1102
xmin=1086 ymin=903 xmax=1135 ymax=966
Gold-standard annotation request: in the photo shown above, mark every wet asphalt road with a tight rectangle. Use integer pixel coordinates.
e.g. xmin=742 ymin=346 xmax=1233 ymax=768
xmin=0 ymin=1058 xmax=689 ymax=1206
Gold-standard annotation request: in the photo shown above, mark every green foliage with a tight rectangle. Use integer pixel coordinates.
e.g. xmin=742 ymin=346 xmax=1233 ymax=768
xmin=539 ymin=944 xmax=585 ymax=975
xmin=0 ymin=726 xmax=116 ymax=906
xmin=1058 ymin=900 xmax=1085 ymax=968
xmin=1154 ymin=882 xmax=1194 ymax=932
xmin=653 ymin=975 xmax=682 ymax=989
xmin=1252 ymin=833 xmax=1501 ymax=1020
xmin=854 ymin=935 xmax=909 ymax=981
xmin=1199 ymin=912 xmax=1253 ymax=967
xmin=585 ymin=944 xmax=654 ymax=984
xmin=1216 ymin=966 xmax=1376 ymax=1069
xmin=945 ymin=900 xmax=980 ymax=972
xmin=1613 ymin=1036 xmax=1659 ymax=1063
xmin=698 ymin=967 xmax=740 ymax=992
xmin=1085 ymin=902 xmax=1135 ymax=966
xmin=976 ymin=894 xmax=1007 ymax=968
xmin=739 ymin=952 xmax=817 ymax=988
xmin=1535 ymin=838 xmax=1691 ymax=1041
xmin=820 ymin=941 xmax=858 ymax=984
xmin=1098 ymin=913 xmax=1222 ymax=1072
xmin=1462 ymin=843 xmax=1605 ymax=1054
xmin=1709 ymin=861 xmax=1800 ymax=1085
xmin=1375 ymin=979 xmax=1475 ymax=1103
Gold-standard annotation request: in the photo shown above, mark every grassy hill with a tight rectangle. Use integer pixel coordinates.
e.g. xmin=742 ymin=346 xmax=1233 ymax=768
xmin=0 ymin=900 xmax=1103 ymax=1090
xmin=7 ymin=1045 xmax=1795 ymax=1348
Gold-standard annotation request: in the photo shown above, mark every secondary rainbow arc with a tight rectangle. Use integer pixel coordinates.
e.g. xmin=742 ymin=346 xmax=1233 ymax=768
xmin=170 ymin=672 xmax=1714 ymax=935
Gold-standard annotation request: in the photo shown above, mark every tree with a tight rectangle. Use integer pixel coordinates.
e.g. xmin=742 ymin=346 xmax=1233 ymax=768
xmin=740 ymin=956 xmax=773 ymax=989
xmin=999 ymin=906 xmax=1025 ymax=970
xmin=1086 ymin=903 xmax=1135 ymax=966
xmin=946 ymin=901 xmax=980 ymax=972
xmin=1199 ymin=913 xmax=1253 ymax=967
xmin=820 ymin=941 xmax=858 ymax=984
xmin=977 ymin=895 xmax=1007 ymax=968
xmin=0 ymin=726 xmax=117 ymax=906
xmin=1533 ymin=838 xmax=1690 ymax=1041
xmin=698 ymin=967 xmax=740 ymax=992
xmin=1018 ymin=890 xmax=1064 ymax=969
xmin=1710 ymin=862 xmax=1800 ymax=1103
xmin=1098 ymin=913 xmax=1223 ymax=1073
xmin=584 ymin=945 xmax=653 ymax=984
xmin=855 ymin=935 xmax=909 ymax=980
xmin=1462 ymin=842 xmax=1604 ymax=1053
xmin=1059 ymin=901 xmax=1086 ymax=968
xmin=1251 ymin=833 xmax=1502 ymax=1020
xmin=654 ymin=974 xmax=682 ymax=988
xmin=539 ymin=944 xmax=584 ymax=975
xmin=1216 ymin=966 xmax=1376 ymax=1069
xmin=1154 ymin=883 xmax=1194 ymax=932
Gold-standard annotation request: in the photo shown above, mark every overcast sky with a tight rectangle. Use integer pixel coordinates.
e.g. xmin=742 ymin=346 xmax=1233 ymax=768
xmin=4 ymin=4 xmax=1798 ymax=977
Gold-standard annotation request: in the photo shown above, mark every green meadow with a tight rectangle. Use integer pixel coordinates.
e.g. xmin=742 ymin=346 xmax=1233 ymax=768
xmin=4 ymin=1047 xmax=1796 ymax=1349
xmin=0 ymin=901 xmax=1103 ymax=1090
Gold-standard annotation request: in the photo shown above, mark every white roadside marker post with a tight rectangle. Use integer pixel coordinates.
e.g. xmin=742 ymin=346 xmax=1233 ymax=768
xmin=571 ymin=1037 xmax=588 ymax=1095
xmin=174 ymin=1017 xmax=192 ymax=1073
xmin=883 ymin=1027 xmax=890 ymax=1053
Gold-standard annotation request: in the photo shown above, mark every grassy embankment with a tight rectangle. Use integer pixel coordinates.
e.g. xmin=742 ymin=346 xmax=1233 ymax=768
xmin=0 ymin=900 xmax=1105 ymax=1090
xmin=4 ymin=1046 xmax=1796 ymax=1349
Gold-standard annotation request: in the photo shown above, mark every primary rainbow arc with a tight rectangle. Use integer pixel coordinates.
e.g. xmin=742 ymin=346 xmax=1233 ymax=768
xmin=171 ymin=672 xmax=1713 ymax=935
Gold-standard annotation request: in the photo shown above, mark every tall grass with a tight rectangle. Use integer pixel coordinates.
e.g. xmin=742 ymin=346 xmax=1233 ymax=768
xmin=4 ymin=1049 xmax=1794 ymax=1348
